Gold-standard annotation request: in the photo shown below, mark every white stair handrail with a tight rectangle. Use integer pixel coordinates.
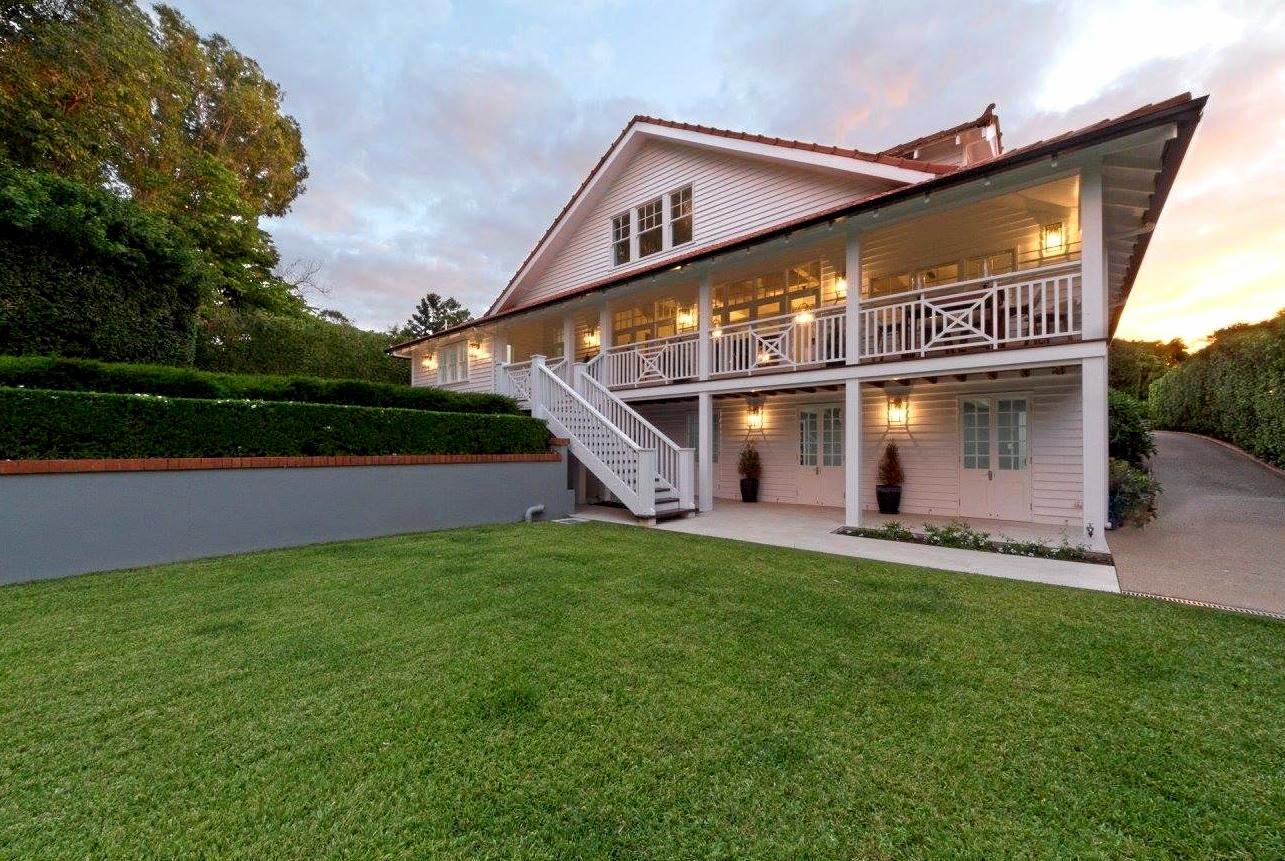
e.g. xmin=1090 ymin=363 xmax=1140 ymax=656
xmin=574 ymin=364 xmax=694 ymax=511
xmin=529 ymin=356 xmax=656 ymax=517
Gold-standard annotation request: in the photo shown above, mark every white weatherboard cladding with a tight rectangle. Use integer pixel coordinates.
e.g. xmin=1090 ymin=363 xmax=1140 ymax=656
xmin=410 ymin=336 xmax=496 ymax=394
xmin=632 ymin=368 xmax=1083 ymax=526
xmin=506 ymin=140 xmax=894 ymax=312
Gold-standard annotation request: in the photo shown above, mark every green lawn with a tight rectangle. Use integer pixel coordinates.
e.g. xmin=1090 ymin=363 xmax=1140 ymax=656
xmin=2 ymin=523 xmax=1282 ymax=859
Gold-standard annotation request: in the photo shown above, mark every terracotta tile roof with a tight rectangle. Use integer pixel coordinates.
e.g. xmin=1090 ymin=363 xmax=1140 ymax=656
xmin=632 ymin=115 xmax=958 ymax=175
xmin=393 ymin=93 xmax=1205 ymax=354
xmin=879 ymin=102 xmax=1001 ymax=158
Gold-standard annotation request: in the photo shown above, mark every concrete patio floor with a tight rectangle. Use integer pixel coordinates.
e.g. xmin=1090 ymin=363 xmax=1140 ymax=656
xmin=575 ymin=500 xmax=1120 ymax=593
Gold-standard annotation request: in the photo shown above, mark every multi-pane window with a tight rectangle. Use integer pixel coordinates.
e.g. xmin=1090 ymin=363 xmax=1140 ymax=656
xmin=637 ymin=198 xmax=663 ymax=258
xmin=670 ymin=185 xmax=692 ymax=246
xmin=612 ymin=213 xmax=631 ymax=266
xmin=438 ymin=342 xmax=467 ymax=385
xmin=822 ymin=407 xmax=843 ymax=467
xmin=711 ymin=258 xmax=841 ymax=326
xmin=996 ymin=398 xmax=1029 ymax=470
xmin=961 ymin=399 xmax=990 ymax=470
xmin=799 ymin=410 xmax=818 ymax=467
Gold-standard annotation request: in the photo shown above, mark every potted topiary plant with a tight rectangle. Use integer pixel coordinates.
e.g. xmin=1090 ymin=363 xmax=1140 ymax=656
xmin=738 ymin=442 xmax=762 ymax=502
xmin=876 ymin=442 xmax=904 ymax=514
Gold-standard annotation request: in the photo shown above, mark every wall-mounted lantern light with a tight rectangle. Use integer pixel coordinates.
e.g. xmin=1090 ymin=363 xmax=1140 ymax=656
xmin=676 ymin=307 xmax=696 ymax=331
xmin=468 ymin=340 xmax=487 ymax=360
xmin=1041 ymin=221 xmax=1066 ymax=256
xmin=711 ymin=327 xmax=723 ymax=339
xmin=793 ymin=310 xmax=815 ymax=325
xmin=834 ymin=276 xmax=848 ymax=300
xmin=421 ymin=353 xmax=437 ymax=371
xmin=746 ymin=396 xmax=765 ymax=431
xmin=584 ymin=329 xmax=601 ymax=349
xmin=886 ymin=394 xmax=909 ymax=426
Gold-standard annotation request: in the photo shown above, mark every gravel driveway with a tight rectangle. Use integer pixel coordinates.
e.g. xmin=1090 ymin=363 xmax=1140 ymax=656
xmin=1109 ymin=431 xmax=1285 ymax=616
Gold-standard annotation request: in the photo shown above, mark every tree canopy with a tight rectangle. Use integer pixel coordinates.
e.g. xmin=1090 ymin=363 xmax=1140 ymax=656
xmin=1108 ymin=338 xmax=1186 ymax=401
xmin=0 ymin=0 xmax=308 ymax=314
xmin=403 ymin=293 xmax=473 ymax=337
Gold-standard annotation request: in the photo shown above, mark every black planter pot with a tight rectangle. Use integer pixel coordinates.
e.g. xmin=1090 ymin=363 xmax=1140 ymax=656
xmin=875 ymin=484 xmax=902 ymax=514
xmin=739 ymin=477 xmax=760 ymax=503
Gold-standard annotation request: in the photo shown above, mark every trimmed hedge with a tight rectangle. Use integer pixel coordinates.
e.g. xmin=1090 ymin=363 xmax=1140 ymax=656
xmin=196 ymin=307 xmax=406 ymax=384
xmin=1108 ymin=389 xmax=1155 ymax=465
xmin=0 ymin=356 xmax=519 ymax=415
xmin=0 ymin=388 xmax=550 ymax=460
xmin=1149 ymin=311 xmax=1285 ymax=469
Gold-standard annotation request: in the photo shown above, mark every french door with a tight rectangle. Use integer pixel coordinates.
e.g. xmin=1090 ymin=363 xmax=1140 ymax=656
xmin=798 ymin=405 xmax=844 ymax=506
xmin=959 ymin=395 xmax=1031 ymax=520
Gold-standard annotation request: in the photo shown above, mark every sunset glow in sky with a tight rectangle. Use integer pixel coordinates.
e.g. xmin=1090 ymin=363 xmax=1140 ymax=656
xmin=172 ymin=0 xmax=1285 ymax=346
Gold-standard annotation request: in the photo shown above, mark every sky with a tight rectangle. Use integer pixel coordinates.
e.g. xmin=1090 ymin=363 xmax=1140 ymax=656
xmin=168 ymin=0 xmax=1285 ymax=346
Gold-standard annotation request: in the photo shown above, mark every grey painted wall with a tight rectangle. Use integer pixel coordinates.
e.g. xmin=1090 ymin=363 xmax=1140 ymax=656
xmin=0 ymin=457 xmax=574 ymax=585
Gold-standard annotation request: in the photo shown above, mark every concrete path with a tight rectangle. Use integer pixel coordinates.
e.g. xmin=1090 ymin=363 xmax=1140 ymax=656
xmin=577 ymin=500 xmax=1120 ymax=593
xmin=1109 ymin=432 xmax=1285 ymax=616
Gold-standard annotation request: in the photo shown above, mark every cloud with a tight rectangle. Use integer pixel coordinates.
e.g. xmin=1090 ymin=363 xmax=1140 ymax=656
xmin=172 ymin=0 xmax=1285 ymax=343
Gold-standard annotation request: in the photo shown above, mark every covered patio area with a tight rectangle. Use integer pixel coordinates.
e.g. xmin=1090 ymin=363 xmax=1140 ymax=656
xmin=575 ymin=499 xmax=1118 ymax=593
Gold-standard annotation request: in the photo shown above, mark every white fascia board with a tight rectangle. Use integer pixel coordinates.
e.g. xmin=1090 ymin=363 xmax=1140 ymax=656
xmin=633 ymin=122 xmax=939 ymax=185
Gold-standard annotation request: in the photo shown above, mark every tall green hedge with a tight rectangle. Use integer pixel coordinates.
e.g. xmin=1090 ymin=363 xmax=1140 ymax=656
xmin=0 ymin=356 xmax=518 ymax=414
xmin=196 ymin=307 xmax=406 ymax=384
xmin=1149 ymin=311 xmax=1285 ymax=468
xmin=0 ymin=164 xmax=203 ymax=364
xmin=0 ymin=388 xmax=550 ymax=460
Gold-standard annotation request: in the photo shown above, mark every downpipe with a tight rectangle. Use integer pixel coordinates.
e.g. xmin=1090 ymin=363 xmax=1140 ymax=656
xmin=524 ymin=504 xmax=545 ymax=523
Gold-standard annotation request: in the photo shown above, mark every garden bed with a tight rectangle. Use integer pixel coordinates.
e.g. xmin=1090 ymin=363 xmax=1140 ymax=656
xmin=836 ymin=519 xmax=1114 ymax=565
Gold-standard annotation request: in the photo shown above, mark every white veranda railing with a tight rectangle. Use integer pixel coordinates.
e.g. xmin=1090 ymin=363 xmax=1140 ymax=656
xmin=596 ymin=332 xmax=699 ymax=389
xmin=710 ymin=304 xmax=847 ymax=376
xmin=497 ymin=357 xmax=565 ymax=407
xmin=529 ymin=358 xmax=657 ymax=517
xmin=578 ymin=360 xmax=693 ymax=510
xmin=858 ymin=263 xmax=1081 ymax=360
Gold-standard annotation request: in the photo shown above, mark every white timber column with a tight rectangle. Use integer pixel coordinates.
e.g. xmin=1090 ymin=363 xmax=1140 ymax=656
xmin=491 ymin=328 xmax=509 ymax=394
xmin=1081 ymin=354 xmax=1110 ymax=552
xmin=598 ymin=302 xmax=612 ymax=352
xmin=844 ymin=224 xmax=862 ymax=365
xmin=697 ymin=392 xmax=714 ymax=512
xmin=561 ymin=315 xmax=576 ymax=363
xmin=1079 ymin=161 xmax=1109 ymax=341
xmin=844 ymin=379 xmax=863 ymax=527
xmin=697 ymin=272 xmax=712 ymax=380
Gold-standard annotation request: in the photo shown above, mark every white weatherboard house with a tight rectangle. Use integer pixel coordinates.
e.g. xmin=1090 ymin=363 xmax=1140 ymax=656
xmin=390 ymin=94 xmax=1205 ymax=553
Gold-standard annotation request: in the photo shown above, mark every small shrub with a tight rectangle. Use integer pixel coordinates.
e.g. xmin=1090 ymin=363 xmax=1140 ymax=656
xmin=0 ymin=355 xmax=519 ymax=414
xmin=0 ymin=388 xmax=550 ymax=459
xmin=1108 ymin=388 xmax=1155 ymax=465
xmin=1109 ymin=457 xmax=1161 ymax=527
xmin=877 ymin=442 xmax=904 ymax=485
xmin=921 ymin=520 xmax=993 ymax=551
xmin=871 ymin=521 xmax=914 ymax=542
xmin=738 ymin=443 xmax=762 ymax=480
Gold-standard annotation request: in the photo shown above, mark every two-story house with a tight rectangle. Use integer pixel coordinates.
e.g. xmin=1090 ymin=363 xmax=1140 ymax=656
xmin=389 ymin=94 xmax=1205 ymax=553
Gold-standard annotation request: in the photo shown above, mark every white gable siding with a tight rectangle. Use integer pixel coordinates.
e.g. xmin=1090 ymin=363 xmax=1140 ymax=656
xmin=503 ymin=140 xmax=894 ymax=312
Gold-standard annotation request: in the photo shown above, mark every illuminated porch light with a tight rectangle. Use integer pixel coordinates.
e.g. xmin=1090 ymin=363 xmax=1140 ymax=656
xmin=1041 ymin=221 xmax=1066 ymax=255
xmin=757 ymin=351 xmax=774 ymax=364
xmin=746 ymin=397 xmax=764 ymax=431
xmin=835 ymin=277 xmax=848 ymax=300
xmin=584 ymin=329 xmax=601 ymax=349
xmin=886 ymin=394 xmax=909 ymax=426
xmin=711 ymin=328 xmax=723 ymax=338
xmin=468 ymin=340 xmax=488 ymax=359
xmin=421 ymin=353 xmax=437 ymax=371
xmin=793 ymin=310 xmax=815 ymax=325
xmin=676 ymin=307 xmax=696 ymax=330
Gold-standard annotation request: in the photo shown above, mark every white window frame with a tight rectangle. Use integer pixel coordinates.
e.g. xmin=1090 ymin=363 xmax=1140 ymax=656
xmin=611 ymin=212 xmax=631 ymax=267
xmin=669 ymin=184 xmax=693 ymax=247
xmin=636 ymin=197 xmax=663 ymax=258
xmin=438 ymin=341 xmax=467 ymax=385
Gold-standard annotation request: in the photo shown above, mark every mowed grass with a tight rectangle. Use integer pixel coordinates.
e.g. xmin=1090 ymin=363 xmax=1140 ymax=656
xmin=1 ymin=523 xmax=1282 ymax=859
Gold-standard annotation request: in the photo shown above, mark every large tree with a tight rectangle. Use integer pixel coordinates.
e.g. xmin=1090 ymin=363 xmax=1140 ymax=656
xmin=403 ymin=293 xmax=472 ymax=337
xmin=0 ymin=0 xmax=308 ymax=314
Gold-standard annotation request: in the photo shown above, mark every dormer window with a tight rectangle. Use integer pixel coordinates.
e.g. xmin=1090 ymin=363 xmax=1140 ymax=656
xmin=670 ymin=185 xmax=692 ymax=246
xmin=637 ymin=198 xmax=663 ymax=258
xmin=612 ymin=213 xmax=631 ymax=266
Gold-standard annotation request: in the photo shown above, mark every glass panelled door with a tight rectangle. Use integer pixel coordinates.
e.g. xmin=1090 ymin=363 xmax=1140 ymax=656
xmin=959 ymin=395 xmax=1031 ymax=520
xmin=799 ymin=405 xmax=844 ymax=506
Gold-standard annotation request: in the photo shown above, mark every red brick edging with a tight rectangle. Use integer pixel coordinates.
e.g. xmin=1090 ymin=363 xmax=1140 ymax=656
xmin=1 ymin=444 xmax=567 ymax=476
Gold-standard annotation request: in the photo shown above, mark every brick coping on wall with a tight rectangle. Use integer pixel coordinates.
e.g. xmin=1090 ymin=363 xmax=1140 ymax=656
xmin=1 ymin=439 xmax=570 ymax=476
